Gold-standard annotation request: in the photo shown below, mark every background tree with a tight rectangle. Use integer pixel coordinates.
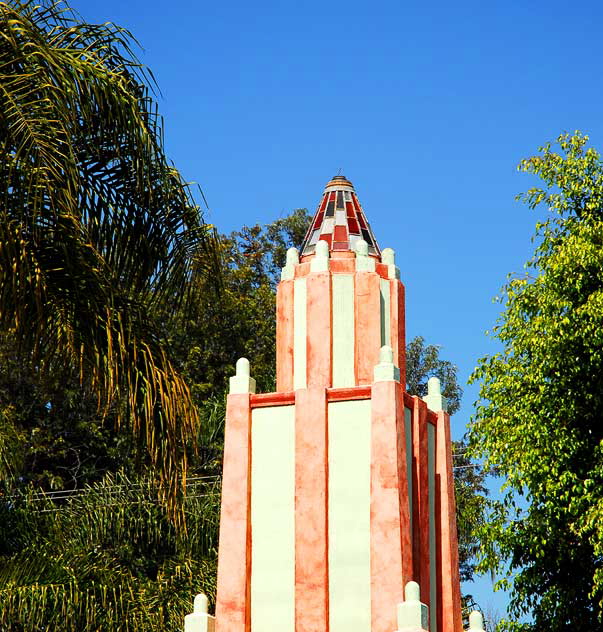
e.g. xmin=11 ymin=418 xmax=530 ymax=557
xmin=469 ymin=132 xmax=603 ymax=629
xmin=406 ymin=335 xmax=463 ymax=415
xmin=171 ymin=208 xmax=310 ymax=398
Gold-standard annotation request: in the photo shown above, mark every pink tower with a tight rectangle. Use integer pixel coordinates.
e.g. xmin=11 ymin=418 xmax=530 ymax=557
xmin=213 ymin=175 xmax=463 ymax=632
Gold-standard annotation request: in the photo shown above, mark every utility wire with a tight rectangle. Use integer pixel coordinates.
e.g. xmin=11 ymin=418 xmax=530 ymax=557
xmin=2 ymin=476 xmax=221 ymax=503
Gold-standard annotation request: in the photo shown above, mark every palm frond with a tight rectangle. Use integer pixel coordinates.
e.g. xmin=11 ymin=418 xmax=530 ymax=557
xmin=0 ymin=472 xmax=220 ymax=630
xmin=0 ymin=0 xmax=221 ymax=514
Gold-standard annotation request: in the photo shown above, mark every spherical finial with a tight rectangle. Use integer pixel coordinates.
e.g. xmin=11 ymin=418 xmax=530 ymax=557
xmin=355 ymin=239 xmax=368 ymax=257
xmin=427 ymin=376 xmax=441 ymax=396
xmin=404 ymin=580 xmax=420 ymax=602
xmin=286 ymin=247 xmax=299 ymax=266
xmin=193 ymin=593 xmax=209 ymax=614
xmin=236 ymin=357 xmax=250 ymax=377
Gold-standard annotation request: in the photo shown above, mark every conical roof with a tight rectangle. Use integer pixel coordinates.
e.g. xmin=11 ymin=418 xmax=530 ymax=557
xmin=300 ymin=175 xmax=381 ymax=257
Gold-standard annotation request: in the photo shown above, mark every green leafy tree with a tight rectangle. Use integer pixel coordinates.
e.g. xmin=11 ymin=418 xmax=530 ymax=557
xmin=0 ymin=335 xmax=136 ymax=490
xmin=0 ymin=0 xmax=219 ymax=505
xmin=406 ymin=335 xmax=463 ymax=415
xmin=469 ymin=132 xmax=603 ymax=629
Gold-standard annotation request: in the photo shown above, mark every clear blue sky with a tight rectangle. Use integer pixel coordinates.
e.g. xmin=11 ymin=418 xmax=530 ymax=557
xmin=75 ymin=0 xmax=603 ymax=620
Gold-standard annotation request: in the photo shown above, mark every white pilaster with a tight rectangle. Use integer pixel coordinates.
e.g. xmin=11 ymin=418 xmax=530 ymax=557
xmin=251 ymin=406 xmax=295 ymax=632
xmin=328 ymin=399 xmax=372 ymax=632
xmin=332 ymin=274 xmax=355 ymax=387
xmin=293 ymin=278 xmax=307 ymax=389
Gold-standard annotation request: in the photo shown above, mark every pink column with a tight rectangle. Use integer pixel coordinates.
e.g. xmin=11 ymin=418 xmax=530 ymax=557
xmin=370 ymin=380 xmax=413 ymax=632
xmin=215 ymin=394 xmax=252 ymax=632
xmin=435 ymin=410 xmax=463 ymax=632
xmin=355 ymin=271 xmax=381 ymax=385
xmin=276 ymin=278 xmax=294 ymax=392
xmin=306 ymin=271 xmax=332 ymax=387
xmin=295 ymin=388 xmax=329 ymax=632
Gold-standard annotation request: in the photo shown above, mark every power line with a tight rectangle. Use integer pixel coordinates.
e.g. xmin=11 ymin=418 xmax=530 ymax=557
xmin=2 ymin=476 xmax=221 ymax=504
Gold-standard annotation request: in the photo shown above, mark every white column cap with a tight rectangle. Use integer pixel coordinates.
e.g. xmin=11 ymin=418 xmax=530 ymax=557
xmin=184 ymin=593 xmax=216 ymax=632
xmin=310 ymin=239 xmax=330 ymax=272
xmin=229 ymin=357 xmax=257 ymax=394
xmin=468 ymin=610 xmax=485 ymax=631
xmin=373 ymin=345 xmax=401 ymax=382
xmin=355 ymin=239 xmax=376 ymax=272
xmin=381 ymin=247 xmax=400 ymax=279
xmin=280 ymin=247 xmax=299 ymax=281
xmin=422 ymin=376 xmax=448 ymax=412
xmin=396 ymin=581 xmax=429 ymax=631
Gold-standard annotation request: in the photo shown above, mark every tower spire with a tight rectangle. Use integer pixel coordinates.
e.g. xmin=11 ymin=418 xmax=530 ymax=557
xmin=300 ymin=175 xmax=381 ymax=257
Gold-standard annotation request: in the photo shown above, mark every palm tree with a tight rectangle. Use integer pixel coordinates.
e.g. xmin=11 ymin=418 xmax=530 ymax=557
xmin=0 ymin=0 xmax=219 ymax=506
xmin=0 ymin=472 xmax=221 ymax=631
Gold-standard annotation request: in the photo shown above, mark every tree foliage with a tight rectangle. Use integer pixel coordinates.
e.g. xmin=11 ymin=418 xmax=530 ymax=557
xmin=406 ymin=335 xmax=463 ymax=415
xmin=0 ymin=0 xmax=219 ymax=507
xmin=469 ymin=132 xmax=603 ymax=629
xmin=171 ymin=208 xmax=310 ymax=397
